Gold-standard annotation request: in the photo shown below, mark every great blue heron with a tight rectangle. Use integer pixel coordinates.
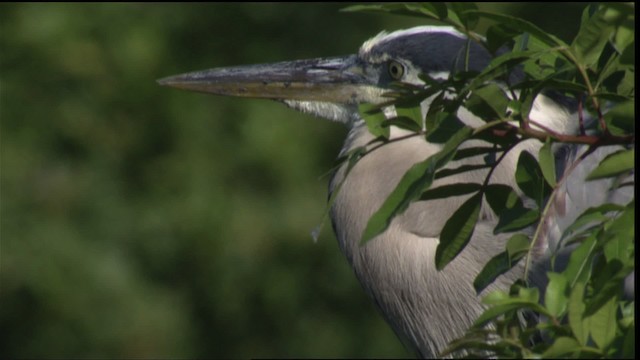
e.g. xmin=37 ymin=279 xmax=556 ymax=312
xmin=159 ymin=26 xmax=633 ymax=358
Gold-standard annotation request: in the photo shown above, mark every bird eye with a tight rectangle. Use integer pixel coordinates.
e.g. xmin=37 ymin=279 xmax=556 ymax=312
xmin=388 ymin=61 xmax=405 ymax=80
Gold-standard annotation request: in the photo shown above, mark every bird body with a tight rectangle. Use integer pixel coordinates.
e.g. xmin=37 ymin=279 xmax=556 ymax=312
xmin=160 ymin=25 xmax=633 ymax=358
xmin=327 ymin=96 xmax=574 ymax=357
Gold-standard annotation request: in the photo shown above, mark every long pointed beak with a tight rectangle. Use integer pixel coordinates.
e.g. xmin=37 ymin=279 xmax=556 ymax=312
xmin=158 ymin=56 xmax=384 ymax=104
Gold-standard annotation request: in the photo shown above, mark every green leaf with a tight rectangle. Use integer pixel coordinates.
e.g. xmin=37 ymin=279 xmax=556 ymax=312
xmin=542 ymin=337 xmax=581 ymax=358
xmin=609 ymin=4 xmax=635 ymax=52
xmin=340 ymin=3 xmax=443 ymax=20
xmin=435 ymin=193 xmax=482 ymax=270
xmin=482 ymin=289 xmax=510 ymax=305
xmin=452 ymin=146 xmax=502 ymax=161
xmin=484 ymin=184 xmax=521 ymax=215
xmin=563 ymin=234 xmax=597 ymax=286
xmin=604 ymin=100 xmax=635 ymax=136
xmin=419 ymin=183 xmax=481 ymax=201
xmin=473 ymin=234 xmax=529 ymax=293
xmin=616 ymin=69 xmax=634 ymax=97
xmin=421 ymin=3 xmax=448 ymax=20
xmin=359 ymin=103 xmax=390 ymax=139
xmin=603 ymin=201 xmax=635 ymax=264
xmin=473 ymin=252 xmax=512 ymax=294
xmin=382 ymin=116 xmax=423 ymax=133
xmin=538 ymin=140 xmax=557 ymax=187
xmin=514 ymin=33 xmax=567 ymax=80
xmin=586 ymin=148 xmax=634 ymax=180
xmin=515 ymin=150 xmax=550 ymax=207
xmin=585 ymin=260 xmax=627 ymax=317
xmin=560 ymin=204 xmax=617 ymax=240
xmin=484 ymin=183 xmax=541 ymax=234
xmin=621 ymin=322 xmax=635 ymax=358
xmin=494 ymin=206 xmax=540 ymax=234
xmin=395 ymin=102 xmax=424 ymax=130
xmin=435 ymin=164 xmax=491 ymax=180
xmin=517 ymin=286 xmax=541 ymax=304
xmin=467 ymin=10 xmax=569 ymax=49
xmin=591 ymin=91 xmax=633 ymax=103
xmin=485 ymin=23 xmax=520 ymax=54
xmin=506 ymin=233 xmax=530 ymax=261
xmin=533 ymin=78 xmax=588 ymax=93
xmin=545 ymin=272 xmax=569 ymax=318
xmin=425 ymin=112 xmax=466 ymax=144
xmin=586 ymin=295 xmax=617 ymax=350
xmin=474 ymin=294 xmax=547 ymax=328
xmin=450 ymin=3 xmax=479 ymax=30
xmin=464 ymin=83 xmax=510 ymax=121
xmin=619 ymin=40 xmax=635 ymax=65
xmin=571 ymin=5 xmax=617 ymax=68
xmin=463 ymin=50 xmax=538 ymax=93
xmin=569 ymin=282 xmax=588 ymax=345
xmin=360 ymin=126 xmax=474 ymax=244
xmin=473 ymin=302 xmax=529 ymax=328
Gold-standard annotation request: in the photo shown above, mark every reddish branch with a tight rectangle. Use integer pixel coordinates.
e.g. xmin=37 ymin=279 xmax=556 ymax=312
xmin=489 ymin=118 xmax=634 ymax=146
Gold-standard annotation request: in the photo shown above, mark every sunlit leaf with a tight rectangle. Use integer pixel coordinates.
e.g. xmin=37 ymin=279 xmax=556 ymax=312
xmin=359 ymin=103 xmax=390 ymax=139
xmin=568 ymin=282 xmax=588 ymax=345
xmin=514 ymin=33 xmax=567 ymax=80
xmin=586 ymin=295 xmax=617 ymax=350
xmin=571 ymin=5 xmax=617 ymax=68
xmin=542 ymin=337 xmax=582 ymax=358
xmin=506 ymin=233 xmax=530 ymax=261
xmin=474 ymin=296 xmax=547 ymax=327
xmin=544 ymin=272 xmax=569 ymax=318
xmin=395 ymin=102 xmax=424 ymax=130
xmin=538 ymin=140 xmax=557 ymax=187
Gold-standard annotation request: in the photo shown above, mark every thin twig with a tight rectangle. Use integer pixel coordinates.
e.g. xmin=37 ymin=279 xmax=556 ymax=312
xmin=578 ymin=96 xmax=586 ymax=136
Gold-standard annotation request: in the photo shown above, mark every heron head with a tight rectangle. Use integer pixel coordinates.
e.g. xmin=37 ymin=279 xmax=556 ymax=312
xmin=158 ymin=26 xmax=495 ymax=125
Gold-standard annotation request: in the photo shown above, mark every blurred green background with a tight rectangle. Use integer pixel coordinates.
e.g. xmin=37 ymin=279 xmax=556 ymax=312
xmin=1 ymin=3 xmax=588 ymax=358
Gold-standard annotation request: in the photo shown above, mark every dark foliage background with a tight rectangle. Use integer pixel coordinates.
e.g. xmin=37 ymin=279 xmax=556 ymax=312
xmin=1 ymin=3 xmax=588 ymax=358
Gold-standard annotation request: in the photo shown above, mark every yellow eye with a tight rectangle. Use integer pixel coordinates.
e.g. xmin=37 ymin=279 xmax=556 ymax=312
xmin=388 ymin=61 xmax=405 ymax=80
